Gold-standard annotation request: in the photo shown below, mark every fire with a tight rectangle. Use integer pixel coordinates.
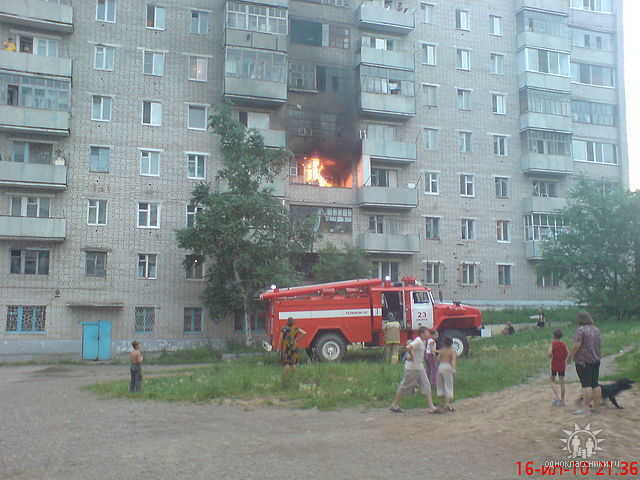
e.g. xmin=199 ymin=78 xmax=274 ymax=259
xmin=302 ymin=157 xmax=334 ymax=187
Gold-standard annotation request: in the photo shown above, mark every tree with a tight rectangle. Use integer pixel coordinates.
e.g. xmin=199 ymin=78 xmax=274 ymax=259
xmin=311 ymin=243 xmax=372 ymax=283
xmin=537 ymin=180 xmax=640 ymax=319
xmin=176 ymin=106 xmax=318 ymax=343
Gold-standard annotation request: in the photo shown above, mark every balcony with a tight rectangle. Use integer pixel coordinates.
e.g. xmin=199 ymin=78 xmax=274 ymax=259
xmin=518 ymin=72 xmax=571 ymax=92
xmin=520 ymin=112 xmax=572 ymax=133
xmin=356 ymin=3 xmax=415 ymax=35
xmin=0 ymin=50 xmax=72 ymax=77
xmin=358 ymin=47 xmax=414 ymax=70
xmin=0 ymin=216 xmax=66 ymax=242
xmin=0 ymin=162 xmax=67 ymax=190
xmin=223 ymin=77 xmax=287 ymax=107
xmin=362 ymin=138 xmax=416 ymax=163
xmin=256 ymin=128 xmax=286 ymax=148
xmin=570 ymin=8 xmax=615 ymax=32
xmin=360 ymin=92 xmax=415 ymax=119
xmin=357 ymin=232 xmax=419 ymax=255
xmin=0 ymin=0 xmax=73 ymax=33
xmin=521 ymin=153 xmax=573 ymax=175
xmin=522 ymin=196 xmax=567 ymax=213
xmin=225 ymin=29 xmax=288 ymax=53
xmin=517 ymin=0 xmax=568 ymax=14
xmin=525 ymin=240 xmax=543 ymax=260
xmin=517 ymin=31 xmax=570 ymax=52
xmin=0 ymin=106 xmax=70 ymax=135
xmin=357 ymin=186 xmax=418 ymax=209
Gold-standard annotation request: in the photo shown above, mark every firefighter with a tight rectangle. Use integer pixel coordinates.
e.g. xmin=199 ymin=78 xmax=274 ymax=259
xmin=382 ymin=312 xmax=401 ymax=364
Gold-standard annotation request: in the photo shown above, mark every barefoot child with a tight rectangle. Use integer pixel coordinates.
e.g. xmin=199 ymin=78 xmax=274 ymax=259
xmin=436 ymin=336 xmax=457 ymax=412
xmin=549 ymin=329 xmax=567 ymax=406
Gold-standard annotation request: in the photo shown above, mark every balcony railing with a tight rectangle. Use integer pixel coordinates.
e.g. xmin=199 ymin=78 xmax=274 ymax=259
xmin=357 ymin=186 xmax=418 ymax=208
xmin=358 ymin=47 xmax=414 ymax=71
xmin=0 ymin=106 xmax=70 ymax=135
xmin=0 ymin=50 xmax=72 ymax=77
xmin=522 ymin=196 xmax=567 ymax=213
xmin=357 ymin=232 xmax=419 ymax=254
xmin=360 ymin=92 xmax=415 ymax=118
xmin=0 ymin=161 xmax=67 ymax=190
xmin=362 ymin=138 xmax=416 ymax=163
xmin=356 ymin=2 xmax=415 ymax=35
xmin=223 ymin=77 xmax=287 ymax=106
xmin=521 ymin=153 xmax=573 ymax=175
xmin=0 ymin=216 xmax=66 ymax=241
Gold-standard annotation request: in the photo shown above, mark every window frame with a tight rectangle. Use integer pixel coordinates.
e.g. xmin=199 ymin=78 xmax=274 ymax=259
xmin=424 ymin=171 xmax=439 ymax=195
xmin=184 ymin=307 xmax=203 ymax=333
xmin=10 ymin=249 xmax=50 ymax=275
xmin=87 ymin=199 xmax=107 ymax=226
xmin=187 ymin=104 xmax=208 ymax=131
xmin=461 ymin=263 xmax=477 ymax=285
xmin=190 ymin=10 xmax=209 ymax=34
xmin=496 ymin=220 xmax=511 ymax=242
xmin=85 ymin=251 xmax=107 ymax=277
xmin=96 ymin=0 xmax=116 ymax=23
xmin=495 ymin=176 xmax=509 ymax=198
xmin=137 ymin=202 xmax=161 ymax=229
xmin=5 ymin=306 xmax=46 ymax=334
xmin=461 ymin=218 xmax=476 ymax=240
xmin=187 ymin=153 xmax=207 ymax=180
xmin=456 ymin=9 xmax=470 ymax=31
xmin=491 ymin=93 xmax=506 ymax=115
xmin=489 ymin=15 xmax=502 ymax=36
xmin=137 ymin=253 xmax=158 ymax=279
xmin=498 ymin=264 xmax=512 ymax=286
xmin=425 ymin=216 xmax=440 ymax=239
xmin=89 ymin=146 xmax=110 ymax=173
xmin=142 ymin=50 xmax=165 ymax=76
xmin=91 ymin=95 xmax=112 ymax=122
xmin=94 ymin=45 xmax=115 ymax=71
xmin=456 ymin=48 xmax=471 ymax=70
xmin=188 ymin=56 xmax=208 ymax=82
xmin=146 ymin=4 xmax=166 ymax=30
xmin=493 ymin=135 xmax=507 ymax=156
xmin=139 ymin=149 xmax=161 ymax=177
xmin=134 ymin=307 xmax=155 ymax=333
xmin=141 ymin=100 xmax=162 ymax=126
xmin=491 ymin=53 xmax=504 ymax=75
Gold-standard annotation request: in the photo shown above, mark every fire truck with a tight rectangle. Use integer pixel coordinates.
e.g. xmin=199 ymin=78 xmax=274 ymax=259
xmin=261 ymin=277 xmax=483 ymax=362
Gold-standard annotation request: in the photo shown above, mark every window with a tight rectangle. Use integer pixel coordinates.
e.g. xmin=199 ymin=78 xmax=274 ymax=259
xmin=188 ymin=56 xmax=208 ymax=81
xmin=490 ymin=15 xmax=501 ymax=35
xmin=10 ymin=250 xmax=49 ymax=275
xmin=371 ymin=167 xmax=397 ymax=187
xmin=423 ymin=128 xmax=438 ymax=150
xmin=425 ymin=172 xmax=439 ymax=194
xmin=493 ymin=135 xmax=507 ymax=156
xmin=570 ymin=0 xmax=613 ymax=13
xmin=186 ymin=204 xmax=203 ymax=227
xmin=532 ymin=179 xmax=558 ymax=197
xmin=290 ymin=206 xmax=353 ymax=233
xmin=187 ymin=154 xmax=206 ymax=179
xmin=537 ymin=271 xmax=560 ymax=287
xmin=134 ymin=307 xmax=155 ymax=333
xmin=571 ymin=63 xmax=615 ymax=87
xmin=461 ymin=219 xmax=475 ymax=239
xmin=462 ymin=263 xmax=477 ymax=285
xmin=457 ymin=89 xmax=471 ymax=110
xmin=572 ymin=100 xmax=616 ymax=126
xmin=496 ymin=220 xmax=510 ymax=242
xmin=423 ymin=84 xmax=437 ymax=106
xmin=368 ymin=215 xmax=402 ymax=235
xmin=425 ymin=262 xmax=441 ymax=284
xmin=89 ymin=147 xmax=110 ymax=172
xmin=138 ymin=254 xmax=157 ymax=279
xmin=142 ymin=101 xmax=162 ymax=126
xmin=6 ymin=306 xmax=46 ymax=333
xmin=572 ymin=27 xmax=612 ymax=51
xmin=361 ymin=35 xmax=394 ymax=51
xmin=367 ymin=124 xmax=396 ymax=141
xmin=289 ymin=64 xmax=316 ymax=90
xmin=516 ymin=10 xmax=568 ymax=37
xmin=519 ymin=48 xmax=570 ymax=76
xmin=491 ymin=93 xmax=505 ymax=114
xmin=524 ymin=214 xmax=566 ymax=241
xmin=188 ymin=105 xmax=207 ymax=130
xmin=94 ymin=45 xmax=115 ymax=70
xmin=457 ymin=49 xmax=470 ymax=70
xmin=184 ymin=308 xmax=203 ymax=333
xmin=521 ymin=130 xmax=571 ymax=156
xmin=227 ymin=2 xmax=288 ymax=35
xmin=12 ymin=141 xmax=53 ymax=164
xmin=86 ymin=251 xmax=107 ymax=277
xmin=498 ymin=265 xmax=512 ymax=286
xmin=87 ymin=200 xmax=107 ymax=225
xmin=186 ymin=255 xmax=204 ymax=279
xmin=421 ymin=44 xmax=436 ymax=65
xmin=33 ymin=37 xmax=59 ymax=57
xmin=96 ymin=0 xmax=116 ymax=22
xmin=458 ymin=132 xmax=472 ymax=153
xmin=519 ymin=88 xmax=571 ymax=117
xmin=425 ymin=217 xmax=440 ymax=239
xmin=234 ymin=311 xmax=266 ymax=333
xmin=373 ymin=261 xmax=399 ymax=282
xmin=456 ymin=9 xmax=470 ymax=30
xmin=91 ymin=95 xmax=112 ymax=121
xmin=421 ymin=3 xmax=434 ymax=24
xmin=360 ymin=66 xmax=415 ymax=97
xmin=143 ymin=51 xmax=164 ymax=76
xmin=140 ymin=150 xmax=160 ymax=176
xmin=495 ymin=177 xmax=509 ymax=198
xmin=10 ymin=196 xmax=50 ymax=218
xmin=190 ymin=10 xmax=209 ymax=34
xmin=225 ymin=48 xmax=287 ymax=82
xmin=491 ymin=54 xmax=504 ymax=75
xmin=572 ymin=139 xmax=617 ymax=165
xmin=146 ymin=4 xmax=165 ymax=29
xmin=137 ymin=203 xmax=160 ymax=228
xmin=460 ymin=174 xmax=474 ymax=196
xmin=2 ymin=74 xmax=70 ymax=111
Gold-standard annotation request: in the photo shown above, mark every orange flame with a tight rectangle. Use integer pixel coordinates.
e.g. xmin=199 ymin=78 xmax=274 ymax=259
xmin=303 ymin=157 xmax=334 ymax=187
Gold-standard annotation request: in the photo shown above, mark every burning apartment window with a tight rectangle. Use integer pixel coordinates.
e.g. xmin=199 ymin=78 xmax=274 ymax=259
xmin=290 ymin=205 xmax=352 ymax=234
xmin=290 ymin=156 xmax=352 ymax=187
xmin=360 ymin=66 xmax=414 ymax=96
xmin=288 ymin=64 xmax=316 ymax=90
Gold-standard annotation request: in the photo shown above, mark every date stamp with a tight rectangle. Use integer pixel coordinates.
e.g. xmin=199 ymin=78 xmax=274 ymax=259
xmin=516 ymin=460 xmax=638 ymax=476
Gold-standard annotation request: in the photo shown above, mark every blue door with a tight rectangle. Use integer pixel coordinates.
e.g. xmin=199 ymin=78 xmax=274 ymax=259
xmin=81 ymin=321 xmax=111 ymax=360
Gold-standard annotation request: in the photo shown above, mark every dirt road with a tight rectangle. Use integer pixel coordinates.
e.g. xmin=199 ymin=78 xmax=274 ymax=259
xmin=0 ymin=357 xmax=637 ymax=480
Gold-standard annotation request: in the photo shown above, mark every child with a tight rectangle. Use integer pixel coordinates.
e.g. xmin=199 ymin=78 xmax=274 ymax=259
xmin=436 ymin=336 xmax=457 ymax=412
xmin=549 ymin=329 xmax=567 ymax=406
xmin=424 ymin=330 xmax=438 ymax=387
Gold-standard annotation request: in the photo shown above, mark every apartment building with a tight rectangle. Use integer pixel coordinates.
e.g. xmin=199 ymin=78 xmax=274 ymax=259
xmin=0 ymin=0 xmax=627 ymax=359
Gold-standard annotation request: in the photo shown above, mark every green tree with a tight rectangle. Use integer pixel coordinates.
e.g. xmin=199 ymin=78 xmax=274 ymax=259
xmin=176 ymin=106 xmax=318 ymax=343
xmin=311 ymin=243 xmax=372 ymax=283
xmin=537 ymin=180 xmax=640 ymax=319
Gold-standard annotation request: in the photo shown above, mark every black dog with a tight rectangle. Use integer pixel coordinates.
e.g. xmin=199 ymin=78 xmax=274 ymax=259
xmin=599 ymin=378 xmax=634 ymax=409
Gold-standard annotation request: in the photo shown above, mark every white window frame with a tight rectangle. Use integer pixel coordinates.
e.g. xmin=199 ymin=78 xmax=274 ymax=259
xmin=491 ymin=93 xmax=506 ymax=115
xmin=187 ymin=104 xmax=208 ymax=131
xmin=424 ymin=171 xmax=439 ymax=195
xmin=459 ymin=174 xmax=474 ymax=197
xmin=11 ymin=196 xmax=52 ymax=218
xmin=96 ymin=0 xmax=116 ymax=23
xmin=143 ymin=50 xmax=165 ymax=76
xmin=493 ymin=135 xmax=507 ymax=156
xmin=421 ymin=43 xmax=437 ymax=66
xmin=137 ymin=253 xmax=158 ymax=279
xmin=187 ymin=152 xmax=207 ymax=180
xmin=456 ymin=9 xmax=470 ymax=31
xmin=139 ymin=149 xmax=161 ymax=176
xmin=458 ymin=131 xmax=472 ymax=153
xmin=425 ymin=216 xmax=440 ymax=239
xmin=146 ymin=4 xmax=166 ymax=30
xmin=89 ymin=146 xmax=110 ymax=173
xmin=94 ymin=45 xmax=115 ymax=71
xmin=489 ymin=15 xmax=502 ymax=36
xmin=425 ymin=261 xmax=442 ymax=284
xmin=495 ymin=176 xmax=509 ymax=198
xmin=496 ymin=220 xmax=510 ymax=242
xmin=420 ymin=3 xmax=434 ymax=24
xmin=137 ymin=202 xmax=160 ymax=228
xmin=422 ymin=83 xmax=438 ymax=107
xmin=498 ymin=264 xmax=512 ymax=286
xmin=188 ymin=56 xmax=208 ymax=82
xmin=186 ymin=204 xmax=204 ymax=227
xmin=457 ymin=48 xmax=471 ymax=70
xmin=423 ymin=128 xmax=438 ymax=150
xmin=491 ymin=53 xmax=504 ymax=75
xmin=457 ymin=88 xmax=471 ymax=110
xmin=190 ymin=10 xmax=209 ymax=34
xmin=461 ymin=219 xmax=476 ymax=240
xmin=87 ymin=199 xmax=107 ymax=226
xmin=91 ymin=95 xmax=112 ymax=122
xmin=141 ymin=101 xmax=162 ymax=126
xmin=461 ymin=263 xmax=477 ymax=285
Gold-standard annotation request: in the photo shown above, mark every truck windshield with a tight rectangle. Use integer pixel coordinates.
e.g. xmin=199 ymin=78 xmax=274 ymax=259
xmin=412 ymin=291 xmax=430 ymax=304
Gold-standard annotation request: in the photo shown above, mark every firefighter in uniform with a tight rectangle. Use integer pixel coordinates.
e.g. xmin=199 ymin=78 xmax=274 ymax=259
xmin=383 ymin=313 xmax=401 ymax=364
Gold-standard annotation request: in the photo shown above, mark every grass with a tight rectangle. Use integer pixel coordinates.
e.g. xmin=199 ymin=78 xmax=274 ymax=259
xmin=602 ymin=345 xmax=640 ymax=383
xmin=481 ymin=306 xmax=581 ymax=325
xmin=84 ymin=320 xmax=640 ymax=410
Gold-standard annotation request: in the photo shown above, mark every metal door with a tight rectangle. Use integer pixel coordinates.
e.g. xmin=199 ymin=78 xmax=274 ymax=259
xmin=81 ymin=321 xmax=111 ymax=360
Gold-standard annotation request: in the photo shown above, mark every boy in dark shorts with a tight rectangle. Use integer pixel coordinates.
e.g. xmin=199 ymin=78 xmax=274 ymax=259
xmin=548 ymin=329 xmax=567 ymax=406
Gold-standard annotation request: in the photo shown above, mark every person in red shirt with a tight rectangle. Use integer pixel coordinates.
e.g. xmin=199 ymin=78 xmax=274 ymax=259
xmin=548 ymin=329 xmax=568 ymax=406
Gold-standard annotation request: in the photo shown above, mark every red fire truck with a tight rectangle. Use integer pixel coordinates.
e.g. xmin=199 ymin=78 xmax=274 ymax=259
xmin=261 ymin=277 xmax=483 ymax=362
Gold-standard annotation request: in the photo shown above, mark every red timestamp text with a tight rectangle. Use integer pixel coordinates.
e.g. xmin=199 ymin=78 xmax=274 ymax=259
xmin=516 ymin=460 xmax=638 ymax=476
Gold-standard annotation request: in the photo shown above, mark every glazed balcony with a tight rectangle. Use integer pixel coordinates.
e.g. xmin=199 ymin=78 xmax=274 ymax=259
xmin=520 ymin=112 xmax=572 ymax=133
xmin=356 ymin=3 xmax=415 ymax=35
xmin=224 ymin=29 xmax=288 ymax=53
xmin=0 ymin=216 xmax=66 ymax=242
xmin=0 ymin=0 xmax=73 ymax=33
xmin=525 ymin=240 xmax=543 ymax=260
xmin=357 ymin=232 xmax=419 ymax=254
xmin=362 ymin=137 xmax=416 ymax=164
xmin=357 ymin=186 xmax=418 ymax=209
xmin=0 ymin=161 xmax=67 ymax=190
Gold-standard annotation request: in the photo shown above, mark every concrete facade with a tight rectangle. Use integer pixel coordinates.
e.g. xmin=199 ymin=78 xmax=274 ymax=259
xmin=0 ymin=0 xmax=628 ymax=359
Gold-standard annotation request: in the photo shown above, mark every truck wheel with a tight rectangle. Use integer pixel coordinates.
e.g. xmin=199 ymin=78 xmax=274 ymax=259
xmin=439 ymin=329 xmax=469 ymax=357
xmin=314 ymin=333 xmax=347 ymax=363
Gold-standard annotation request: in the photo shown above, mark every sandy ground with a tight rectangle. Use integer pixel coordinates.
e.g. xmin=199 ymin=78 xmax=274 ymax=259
xmin=0 ymin=352 xmax=637 ymax=480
